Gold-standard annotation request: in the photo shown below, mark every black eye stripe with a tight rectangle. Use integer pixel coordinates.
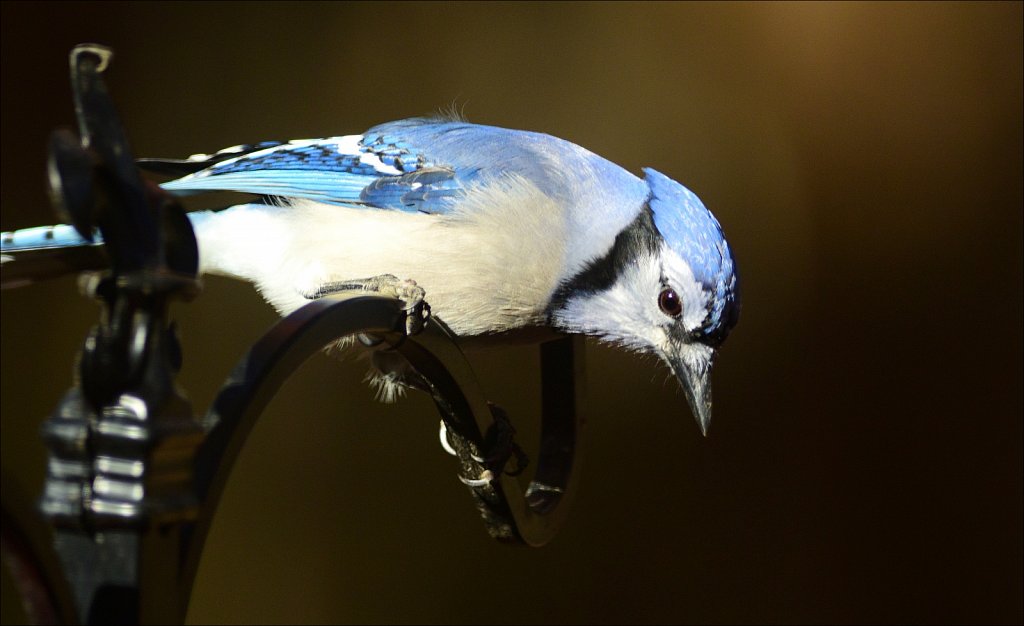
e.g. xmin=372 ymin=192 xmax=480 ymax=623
xmin=546 ymin=204 xmax=660 ymax=318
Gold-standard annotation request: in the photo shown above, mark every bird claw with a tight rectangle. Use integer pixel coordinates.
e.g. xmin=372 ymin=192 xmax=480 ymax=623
xmin=302 ymin=273 xmax=431 ymax=336
xmin=439 ymin=420 xmax=458 ymax=456
xmin=438 ymin=406 xmax=530 ymax=484
xmin=381 ymin=276 xmax=431 ymax=336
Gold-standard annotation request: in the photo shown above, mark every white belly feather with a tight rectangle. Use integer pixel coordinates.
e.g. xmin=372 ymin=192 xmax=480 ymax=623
xmin=191 ymin=175 xmax=569 ymax=337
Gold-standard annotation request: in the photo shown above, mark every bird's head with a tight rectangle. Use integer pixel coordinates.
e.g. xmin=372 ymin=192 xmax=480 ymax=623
xmin=549 ymin=168 xmax=740 ymax=435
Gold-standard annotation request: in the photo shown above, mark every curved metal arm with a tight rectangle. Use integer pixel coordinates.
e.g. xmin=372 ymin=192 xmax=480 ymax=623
xmin=398 ymin=313 xmax=585 ymax=545
xmin=182 ymin=293 xmax=585 ymax=602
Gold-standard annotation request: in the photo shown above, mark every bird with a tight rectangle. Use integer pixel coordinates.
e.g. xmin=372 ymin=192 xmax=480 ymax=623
xmin=1 ymin=116 xmax=740 ymax=434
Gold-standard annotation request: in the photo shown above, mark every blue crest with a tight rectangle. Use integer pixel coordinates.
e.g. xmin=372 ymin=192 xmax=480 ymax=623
xmin=644 ymin=168 xmax=740 ymax=344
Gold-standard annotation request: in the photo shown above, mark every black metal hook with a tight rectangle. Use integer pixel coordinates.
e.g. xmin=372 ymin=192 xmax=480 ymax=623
xmin=47 ymin=44 xmax=198 ymax=277
xmin=184 ymin=293 xmax=585 ymax=595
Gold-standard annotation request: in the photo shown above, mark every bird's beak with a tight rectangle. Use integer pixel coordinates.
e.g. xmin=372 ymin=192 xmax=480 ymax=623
xmin=665 ymin=343 xmax=715 ymax=436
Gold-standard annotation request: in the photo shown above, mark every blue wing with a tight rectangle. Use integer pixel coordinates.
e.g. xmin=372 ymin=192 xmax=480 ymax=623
xmin=153 ymin=117 xmax=646 ymax=215
xmin=157 ymin=123 xmax=473 ymax=214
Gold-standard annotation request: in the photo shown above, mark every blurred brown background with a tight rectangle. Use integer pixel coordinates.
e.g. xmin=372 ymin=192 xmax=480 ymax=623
xmin=1 ymin=2 xmax=1021 ymax=624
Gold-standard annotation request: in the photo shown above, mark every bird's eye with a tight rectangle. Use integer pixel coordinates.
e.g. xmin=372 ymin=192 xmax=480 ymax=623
xmin=658 ymin=287 xmax=682 ymax=318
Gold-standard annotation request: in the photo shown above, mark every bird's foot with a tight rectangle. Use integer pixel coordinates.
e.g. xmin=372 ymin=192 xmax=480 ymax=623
xmin=438 ymin=405 xmax=529 ymax=484
xmin=303 ymin=274 xmax=431 ymax=335
xmin=479 ymin=404 xmax=529 ymax=478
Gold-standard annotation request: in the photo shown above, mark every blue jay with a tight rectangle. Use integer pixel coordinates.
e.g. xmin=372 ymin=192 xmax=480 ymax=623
xmin=1 ymin=117 xmax=740 ymax=434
